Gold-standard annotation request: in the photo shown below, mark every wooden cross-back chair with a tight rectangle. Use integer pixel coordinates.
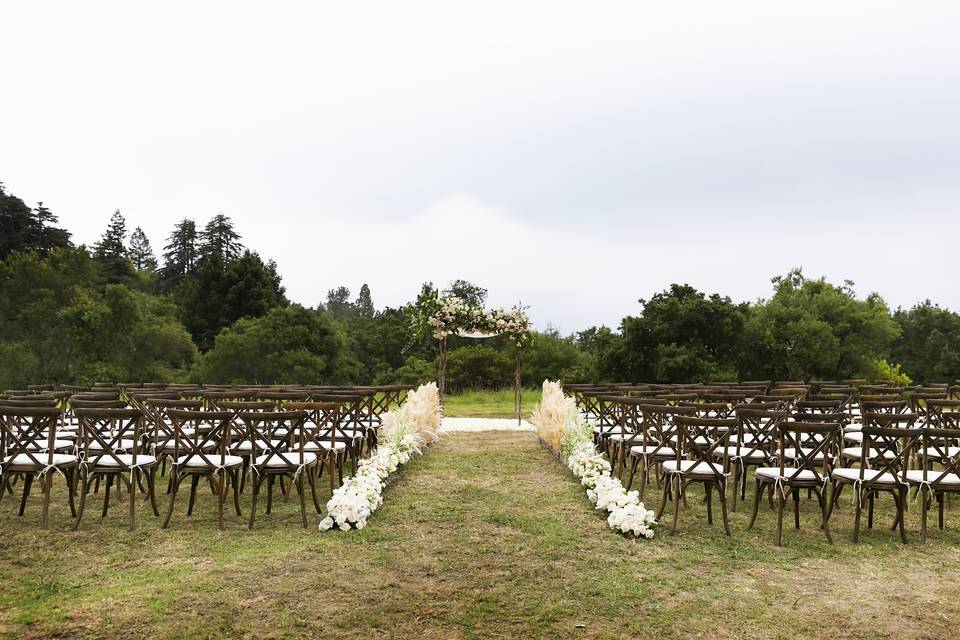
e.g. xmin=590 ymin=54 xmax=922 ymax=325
xmin=657 ymin=415 xmax=736 ymax=535
xmin=623 ymin=403 xmax=695 ymax=498
xmin=240 ymin=410 xmax=318 ymax=528
xmin=162 ymin=409 xmax=243 ymax=530
xmin=722 ymin=408 xmax=787 ymax=511
xmin=0 ymin=407 xmax=78 ymax=528
xmin=907 ymin=426 xmax=960 ymax=541
xmin=73 ymin=408 xmax=158 ymax=530
xmin=827 ymin=414 xmax=920 ymax=543
xmin=748 ymin=421 xmax=841 ymax=546
xmin=285 ymin=401 xmax=351 ymax=491
xmin=309 ymin=393 xmax=373 ymax=454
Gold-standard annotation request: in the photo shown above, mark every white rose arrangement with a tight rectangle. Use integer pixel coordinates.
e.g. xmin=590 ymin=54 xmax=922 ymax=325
xmin=319 ymin=382 xmax=441 ymax=532
xmin=534 ymin=380 xmax=658 ymax=540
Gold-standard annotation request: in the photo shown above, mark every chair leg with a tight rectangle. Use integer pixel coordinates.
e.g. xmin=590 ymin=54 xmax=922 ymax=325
xmin=816 ymin=487 xmax=832 ymax=544
xmin=67 ymin=467 xmax=77 ymax=518
xmin=217 ymin=470 xmax=227 ymax=530
xmin=826 ymin=481 xmax=839 ymax=522
xmin=705 ymin=481 xmax=713 ymax=525
xmin=775 ymin=489 xmax=785 ymax=546
xmin=747 ymin=479 xmax=763 ymax=530
xmin=852 ymin=490 xmax=863 ymax=543
xmin=187 ymin=474 xmax=200 ymax=516
xmin=267 ymin=475 xmax=277 ymax=514
xmin=938 ymin=493 xmax=945 ymax=529
xmin=897 ymin=488 xmax=907 ymax=543
xmin=307 ymin=467 xmax=323 ymax=514
xmin=670 ymin=476 xmax=681 ymax=535
xmin=297 ymin=475 xmax=308 ymax=528
xmin=147 ymin=468 xmax=160 ymax=517
xmin=719 ymin=480 xmax=731 ymax=536
xmin=129 ymin=470 xmax=138 ymax=531
xmin=40 ymin=473 xmax=53 ymax=530
xmin=102 ymin=474 xmax=113 ymax=518
xmin=162 ymin=472 xmax=183 ymax=529
xmin=18 ymin=473 xmax=34 ymax=516
xmin=656 ymin=473 xmax=671 ymax=521
xmin=793 ymin=487 xmax=801 ymax=530
xmin=730 ymin=464 xmax=738 ymax=513
xmin=867 ymin=492 xmax=875 ymax=530
xmin=248 ymin=475 xmax=262 ymax=529
xmin=920 ymin=488 xmax=929 ymax=543
xmin=625 ymin=457 xmax=638 ymax=492
xmin=231 ymin=469 xmax=242 ymax=516
xmin=73 ymin=468 xmax=90 ymax=530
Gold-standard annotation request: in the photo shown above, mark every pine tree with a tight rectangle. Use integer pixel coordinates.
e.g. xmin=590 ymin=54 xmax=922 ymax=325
xmin=355 ymin=283 xmax=375 ymax=318
xmin=160 ymin=219 xmax=198 ymax=281
xmin=128 ymin=226 xmax=158 ymax=271
xmin=32 ymin=202 xmax=72 ymax=255
xmin=325 ymin=286 xmax=353 ymax=316
xmin=94 ymin=209 xmax=128 ymax=258
xmin=93 ymin=209 xmax=135 ymax=283
xmin=199 ymin=213 xmax=243 ymax=265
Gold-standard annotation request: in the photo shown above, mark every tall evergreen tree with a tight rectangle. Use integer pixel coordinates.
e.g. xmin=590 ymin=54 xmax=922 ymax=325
xmin=0 ymin=184 xmax=71 ymax=258
xmin=128 ymin=226 xmax=158 ymax=271
xmin=199 ymin=213 xmax=242 ymax=265
xmin=161 ymin=218 xmax=199 ymax=282
xmin=355 ymin=284 xmax=375 ymax=318
xmin=325 ymin=286 xmax=353 ymax=317
xmin=93 ymin=209 xmax=135 ymax=284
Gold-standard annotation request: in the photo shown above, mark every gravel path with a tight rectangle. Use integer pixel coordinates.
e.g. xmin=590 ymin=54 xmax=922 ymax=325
xmin=440 ymin=417 xmax=534 ymax=432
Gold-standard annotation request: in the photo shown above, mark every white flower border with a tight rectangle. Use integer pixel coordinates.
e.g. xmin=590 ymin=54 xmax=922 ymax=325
xmin=532 ymin=380 xmax=657 ymax=539
xmin=319 ymin=383 xmax=441 ymax=532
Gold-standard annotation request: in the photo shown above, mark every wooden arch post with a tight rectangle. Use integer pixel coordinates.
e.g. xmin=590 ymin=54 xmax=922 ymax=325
xmin=438 ymin=335 xmax=447 ymax=409
xmin=515 ymin=345 xmax=522 ymax=426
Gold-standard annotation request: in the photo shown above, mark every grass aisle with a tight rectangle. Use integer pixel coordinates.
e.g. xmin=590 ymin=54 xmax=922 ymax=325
xmin=2 ymin=431 xmax=960 ymax=638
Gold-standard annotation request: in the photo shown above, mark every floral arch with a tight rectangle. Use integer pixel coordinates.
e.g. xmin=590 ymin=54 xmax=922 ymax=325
xmin=416 ymin=293 xmax=531 ymax=424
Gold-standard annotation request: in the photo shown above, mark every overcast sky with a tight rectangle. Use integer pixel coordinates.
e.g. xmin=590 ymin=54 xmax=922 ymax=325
xmin=2 ymin=1 xmax=959 ymax=332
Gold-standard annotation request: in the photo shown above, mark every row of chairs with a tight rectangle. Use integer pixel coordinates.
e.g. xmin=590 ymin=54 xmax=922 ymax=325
xmin=572 ymin=382 xmax=960 ymax=544
xmin=0 ymin=384 xmax=414 ymax=530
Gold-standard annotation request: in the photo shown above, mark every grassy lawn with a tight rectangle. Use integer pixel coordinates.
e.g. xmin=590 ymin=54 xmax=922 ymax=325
xmin=2 ymin=431 xmax=960 ymax=639
xmin=443 ymin=388 xmax=541 ymax=418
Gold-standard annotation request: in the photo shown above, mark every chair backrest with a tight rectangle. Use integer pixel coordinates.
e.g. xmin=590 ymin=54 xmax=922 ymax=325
xmin=859 ymin=419 xmax=920 ymax=487
xmin=925 ymin=400 xmax=960 ymax=428
xmin=672 ymin=415 xmax=736 ymax=478
xmin=679 ymin=401 xmax=736 ymax=419
xmin=239 ymin=411 xmax=309 ymax=469
xmin=733 ymin=407 xmax=787 ymax=457
xmin=74 ymin=408 xmax=146 ymax=468
xmin=775 ymin=421 xmax=841 ymax=483
xmin=284 ymin=402 xmax=345 ymax=447
xmin=917 ymin=426 xmax=960 ymax=485
xmin=164 ymin=409 xmax=235 ymax=468
xmin=0 ymin=407 xmax=64 ymax=469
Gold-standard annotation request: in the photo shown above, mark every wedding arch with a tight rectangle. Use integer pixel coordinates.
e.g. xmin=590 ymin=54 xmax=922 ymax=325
xmin=416 ymin=293 xmax=530 ymax=424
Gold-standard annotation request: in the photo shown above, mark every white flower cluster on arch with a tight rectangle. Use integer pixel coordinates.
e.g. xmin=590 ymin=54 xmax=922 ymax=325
xmin=319 ymin=382 xmax=442 ymax=532
xmin=531 ymin=380 xmax=657 ymax=539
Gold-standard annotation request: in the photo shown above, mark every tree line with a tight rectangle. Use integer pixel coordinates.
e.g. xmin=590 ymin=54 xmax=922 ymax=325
xmin=2 ymin=180 xmax=959 ymax=389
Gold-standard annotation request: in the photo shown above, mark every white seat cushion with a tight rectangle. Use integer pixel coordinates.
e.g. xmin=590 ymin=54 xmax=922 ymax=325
xmin=175 ymin=454 xmax=244 ymax=469
xmin=629 ymin=445 xmax=675 ymax=457
xmin=608 ymin=432 xmax=638 ymax=442
xmin=304 ymin=441 xmax=348 ymax=451
xmin=662 ymin=459 xmax=725 ymax=477
xmin=904 ymin=469 xmax=960 ymax=486
xmin=844 ymin=432 xmax=863 ymax=443
xmin=87 ymin=438 xmax=139 ymax=451
xmin=782 ymin=447 xmax=827 ymax=461
xmin=253 ymin=452 xmax=318 ymax=468
xmin=29 ymin=439 xmax=74 ymax=451
xmin=831 ymin=467 xmax=900 ymax=485
xmin=712 ymin=446 xmax=768 ymax=460
xmin=755 ymin=467 xmax=821 ymax=482
xmin=843 ymin=424 xmax=862 ymax=433
xmin=841 ymin=447 xmax=896 ymax=460
xmin=87 ymin=454 xmax=158 ymax=468
xmin=231 ymin=439 xmax=285 ymax=453
xmin=3 ymin=452 xmax=78 ymax=469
